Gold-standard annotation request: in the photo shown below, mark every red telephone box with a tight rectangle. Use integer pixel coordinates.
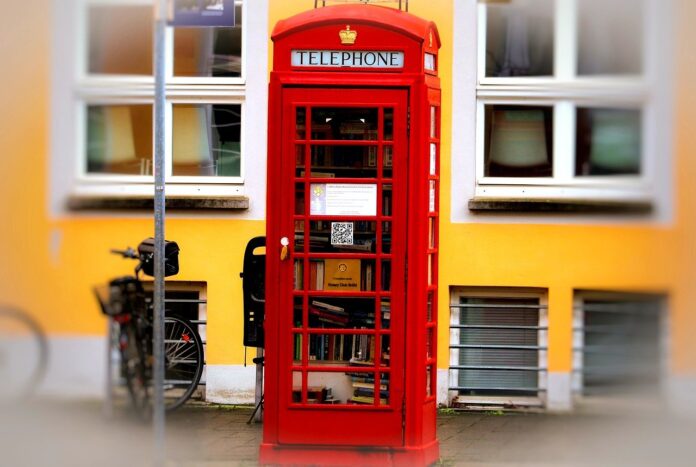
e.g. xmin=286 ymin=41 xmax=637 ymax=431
xmin=263 ymin=5 xmax=441 ymax=465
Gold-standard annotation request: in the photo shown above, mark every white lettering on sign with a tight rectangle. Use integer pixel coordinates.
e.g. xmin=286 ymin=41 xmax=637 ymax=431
xmin=291 ymin=50 xmax=404 ymax=69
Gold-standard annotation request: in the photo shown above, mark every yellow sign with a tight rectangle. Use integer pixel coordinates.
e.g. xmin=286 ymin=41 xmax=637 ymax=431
xmin=323 ymin=259 xmax=361 ymax=291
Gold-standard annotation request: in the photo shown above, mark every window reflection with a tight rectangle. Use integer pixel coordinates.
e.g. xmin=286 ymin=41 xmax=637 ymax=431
xmin=88 ymin=5 xmax=153 ymax=76
xmin=576 ymin=108 xmax=641 ymax=176
xmin=485 ymin=0 xmax=554 ymax=77
xmin=578 ymin=0 xmax=643 ymax=76
xmin=485 ymin=105 xmax=553 ymax=177
xmin=172 ymin=104 xmax=241 ymax=177
xmin=173 ymin=3 xmax=242 ymax=78
xmin=311 ymin=108 xmax=378 ymax=140
xmin=86 ymin=105 xmax=153 ymax=175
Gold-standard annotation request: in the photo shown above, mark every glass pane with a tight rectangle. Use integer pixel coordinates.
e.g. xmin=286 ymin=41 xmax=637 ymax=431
xmin=430 ymin=143 xmax=437 ymax=175
xmin=383 ymin=146 xmax=393 ymax=178
xmin=294 ymin=219 xmax=305 ymax=250
xmin=485 ymin=105 xmax=553 ymax=177
xmin=380 ymin=334 xmax=391 ymax=366
xmin=300 ymin=371 xmax=370 ymax=405
xmin=429 ymin=180 xmax=437 ymax=212
xmin=426 ymin=366 xmax=433 ymax=397
xmin=88 ymin=5 xmax=153 ymax=75
xmin=427 ymin=292 xmax=433 ymax=322
xmin=173 ymin=3 xmax=242 ymax=77
xmin=382 ymin=222 xmax=392 ymax=254
xmin=352 ymin=374 xmax=388 ymax=404
xmin=86 ymin=105 xmax=152 ymax=175
xmin=308 ymin=220 xmax=376 ymax=254
xmin=172 ymin=104 xmax=240 ymax=176
xmin=381 ymin=261 xmax=392 ymax=292
xmin=294 ymin=260 xmax=303 ymax=291
xmin=426 ymin=328 xmax=434 ymax=359
xmin=430 ymin=254 xmax=437 ymax=286
xmin=384 ymin=108 xmax=394 ymax=141
xmin=382 ymin=184 xmax=393 ymax=216
xmin=293 ymin=334 xmax=303 ymax=361
xmin=430 ymin=106 xmax=437 ymax=138
xmin=311 ymin=108 xmax=378 ymax=140
xmin=304 ymin=259 xmax=375 ymax=292
xmin=576 ymin=108 xmax=641 ymax=176
xmin=291 ymin=371 xmax=303 ymax=401
xmin=380 ymin=298 xmax=391 ymax=329
xmin=295 ymin=183 xmax=305 ymax=215
xmin=308 ymin=297 xmax=376 ymax=330
xmin=293 ymin=296 xmax=303 ymax=329
xmin=296 ymin=107 xmax=306 ymax=140
xmin=295 ymin=145 xmax=306 ymax=177
xmin=578 ymin=0 xmax=643 ymax=75
xmin=307 ymin=145 xmax=378 ymax=178
xmin=376 ymin=372 xmax=391 ymax=406
xmin=485 ymin=0 xmax=554 ymax=77
xmin=427 ymin=254 xmax=432 ymax=285
xmin=428 ymin=218 xmax=435 ymax=249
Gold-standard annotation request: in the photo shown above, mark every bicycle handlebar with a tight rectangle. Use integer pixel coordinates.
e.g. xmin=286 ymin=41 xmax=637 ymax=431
xmin=110 ymin=247 xmax=139 ymax=259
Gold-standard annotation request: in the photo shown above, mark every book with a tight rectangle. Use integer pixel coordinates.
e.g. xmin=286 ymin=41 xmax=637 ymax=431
xmin=311 ymin=300 xmax=347 ymax=315
xmin=350 ymin=395 xmax=388 ymax=405
xmin=308 ymin=306 xmax=349 ymax=325
xmin=352 ymin=381 xmax=388 ymax=391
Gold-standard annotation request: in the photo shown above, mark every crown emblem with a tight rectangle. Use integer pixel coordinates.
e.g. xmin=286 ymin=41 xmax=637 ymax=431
xmin=339 ymin=25 xmax=357 ymax=45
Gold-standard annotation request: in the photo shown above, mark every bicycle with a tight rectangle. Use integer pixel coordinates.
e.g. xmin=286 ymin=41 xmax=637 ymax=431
xmin=0 ymin=306 xmax=48 ymax=401
xmin=94 ymin=238 xmax=204 ymax=413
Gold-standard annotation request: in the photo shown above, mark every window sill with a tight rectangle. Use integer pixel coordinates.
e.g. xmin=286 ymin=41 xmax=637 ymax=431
xmin=67 ymin=195 xmax=249 ymax=211
xmin=468 ymin=198 xmax=653 ymax=214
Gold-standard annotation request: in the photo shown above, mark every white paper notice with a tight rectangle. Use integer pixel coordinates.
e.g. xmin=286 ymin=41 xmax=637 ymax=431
xmin=310 ymin=183 xmax=377 ymax=216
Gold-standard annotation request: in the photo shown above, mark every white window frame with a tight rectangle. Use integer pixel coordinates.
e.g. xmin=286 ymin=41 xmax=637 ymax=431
xmin=451 ymin=0 xmax=674 ymax=222
xmin=52 ymin=0 xmax=269 ymax=210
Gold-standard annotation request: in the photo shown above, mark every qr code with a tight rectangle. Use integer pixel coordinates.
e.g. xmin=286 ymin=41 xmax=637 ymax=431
xmin=331 ymin=222 xmax=354 ymax=246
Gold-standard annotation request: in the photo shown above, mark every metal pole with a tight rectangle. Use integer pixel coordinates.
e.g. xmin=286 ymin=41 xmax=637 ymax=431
xmin=104 ymin=318 xmax=114 ymax=418
xmin=153 ymin=0 xmax=167 ymax=463
xmin=254 ymin=348 xmax=264 ymax=422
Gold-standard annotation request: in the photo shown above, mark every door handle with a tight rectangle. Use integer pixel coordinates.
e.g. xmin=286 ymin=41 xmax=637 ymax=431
xmin=280 ymin=237 xmax=289 ymax=261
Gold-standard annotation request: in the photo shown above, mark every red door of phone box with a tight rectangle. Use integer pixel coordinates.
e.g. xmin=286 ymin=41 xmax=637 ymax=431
xmin=262 ymin=5 xmax=441 ymax=466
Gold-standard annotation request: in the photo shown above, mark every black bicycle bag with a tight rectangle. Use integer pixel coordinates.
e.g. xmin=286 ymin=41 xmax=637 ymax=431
xmin=137 ymin=238 xmax=180 ymax=277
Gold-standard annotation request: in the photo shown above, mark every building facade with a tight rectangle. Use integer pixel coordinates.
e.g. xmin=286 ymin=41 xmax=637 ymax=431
xmin=1 ymin=0 xmax=695 ymax=412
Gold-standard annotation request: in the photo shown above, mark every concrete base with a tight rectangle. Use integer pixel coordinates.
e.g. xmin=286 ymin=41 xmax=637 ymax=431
xmin=259 ymin=440 xmax=440 ymax=466
xmin=667 ymin=374 xmax=696 ymax=419
xmin=205 ymin=364 xmax=257 ymax=404
xmin=546 ymin=371 xmax=572 ymax=412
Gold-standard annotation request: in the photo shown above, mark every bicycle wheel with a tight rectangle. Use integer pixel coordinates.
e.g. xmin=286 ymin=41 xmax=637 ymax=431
xmin=120 ymin=323 xmax=150 ymax=415
xmin=0 ymin=307 xmax=48 ymax=401
xmin=163 ymin=316 xmax=203 ymax=410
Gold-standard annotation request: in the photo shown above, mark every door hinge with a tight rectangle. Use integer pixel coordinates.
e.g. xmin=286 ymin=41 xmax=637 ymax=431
xmin=407 ymin=107 xmax=411 ymax=136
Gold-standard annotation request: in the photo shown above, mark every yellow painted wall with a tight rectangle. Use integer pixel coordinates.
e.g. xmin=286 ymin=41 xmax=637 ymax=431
xmin=0 ymin=0 xmax=694 ymax=378
xmin=0 ymin=0 xmax=264 ymax=366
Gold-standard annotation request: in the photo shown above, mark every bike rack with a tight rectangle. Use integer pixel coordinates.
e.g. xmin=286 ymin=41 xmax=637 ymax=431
xmin=104 ymin=297 xmax=208 ymax=417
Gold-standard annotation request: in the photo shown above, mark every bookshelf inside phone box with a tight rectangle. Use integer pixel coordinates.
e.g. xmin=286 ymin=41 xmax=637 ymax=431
xmin=263 ymin=4 xmax=441 ymax=465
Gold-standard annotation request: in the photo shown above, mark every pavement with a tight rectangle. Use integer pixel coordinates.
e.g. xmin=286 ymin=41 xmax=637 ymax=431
xmin=1 ymin=398 xmax=694 ymax=466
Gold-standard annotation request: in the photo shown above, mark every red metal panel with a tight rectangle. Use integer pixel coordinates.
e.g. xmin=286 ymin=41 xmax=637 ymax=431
xmin=272 ymin=87 xmax=408 ymax=447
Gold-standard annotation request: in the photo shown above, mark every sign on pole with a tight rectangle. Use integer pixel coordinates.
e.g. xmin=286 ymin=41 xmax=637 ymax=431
xmin=169 ymin=0 xmax=236 ymax=27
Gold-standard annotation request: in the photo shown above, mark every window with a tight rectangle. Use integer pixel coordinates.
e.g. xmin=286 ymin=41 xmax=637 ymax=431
xmin=449 ymin=288 xmax=548 ymax=408
xmin=53 ymin=0 xmax=268 ymax=210
xmin=573 ymin=291 xmax=665 ymax=398
xmin=452 ymin=0 xmax=673 ymax=216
